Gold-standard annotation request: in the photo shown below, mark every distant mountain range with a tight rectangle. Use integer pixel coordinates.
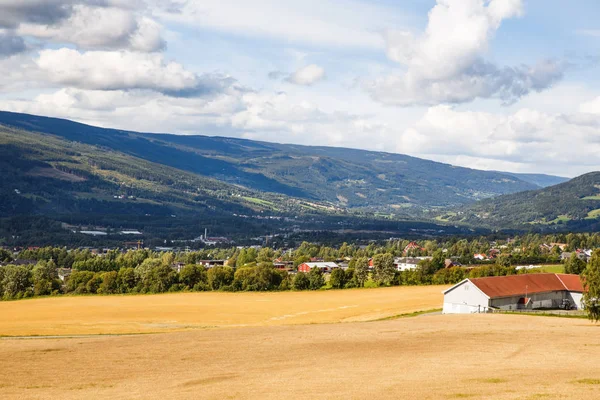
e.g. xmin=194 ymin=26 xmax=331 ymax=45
xmin=443 ymin=172 xmax=600 ymax=230
xmin=0 ymin=110 xmax=586 ymax=241
xmin=0 ymin=111 xmax=561 ymax=211
xmin=491 ymin=172 xmax=568 ymax=189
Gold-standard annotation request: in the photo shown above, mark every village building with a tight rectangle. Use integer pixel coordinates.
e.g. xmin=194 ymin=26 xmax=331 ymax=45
xmin=197 ymin=260 xmax=227 ymax=268
xmin=297 ymin=262 xmax=339 ymax=273
xmin=403 ymin=242 xmax=425 ymax=255
xmin=394 ymin=257 xmax=422 ymax=271
xmin=442 ymin=273 xmax=584 ymax=314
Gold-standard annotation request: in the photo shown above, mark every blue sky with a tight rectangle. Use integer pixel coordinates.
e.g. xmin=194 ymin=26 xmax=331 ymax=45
xmin=0 ymin=0 xmax=600 ymax=177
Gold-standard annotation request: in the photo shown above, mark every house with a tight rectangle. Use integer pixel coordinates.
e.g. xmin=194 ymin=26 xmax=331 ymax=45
xmin=444 ymin=259 xmax=462 ymax=269
xmin=473 ymin=253 xmax=487 ymax=261
xmin=298 ymin=262 xmax=339 ymax=273
xmin=394 ymin=257 xmax=421 ymax=271
xmin=57 ymin=268 xmax=72 ymax=282
xmin=0 ymin=259 xmax=37 ymax=267
xmin=171 ymin=262 xmax=186 ymax=273
xmin=488 ymin=249 xmax=500 ymax=258
xmin=403 ymin=242 xmax=424 ymax=255
xmin=442 ymin=273 xmax=584 ymax=314
xmin=197 ymin=260 xmax=226 ymax=268
xmin=562 ymin=250 xmax=592 ymax=262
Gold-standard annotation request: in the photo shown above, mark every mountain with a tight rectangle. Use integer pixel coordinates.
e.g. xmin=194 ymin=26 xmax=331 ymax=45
xmin=0 ymin=122 xmax=478 ymax=244
xmin=0 ymin=111 xmax=544 ymax=212
xmin=444 ymin=172 xmax=600 ymax=230
xmin=494 ymin=172 xmax=569 ymax=188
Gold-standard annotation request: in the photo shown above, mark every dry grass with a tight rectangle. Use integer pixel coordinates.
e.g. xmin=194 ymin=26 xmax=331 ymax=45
xmin=0 ymin=285 xmax=445 ymax=336
xmin=0 ymin=314 xmax=599 ymax=399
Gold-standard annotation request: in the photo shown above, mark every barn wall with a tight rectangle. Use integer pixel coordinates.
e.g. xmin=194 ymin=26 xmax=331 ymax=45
xmin=490 ymin=291 xmax=569 ymax=310
xmin=569 ymin=292 xmax=584 ymax=309
xmin=443 ymin=281 xmax=490 ymax=314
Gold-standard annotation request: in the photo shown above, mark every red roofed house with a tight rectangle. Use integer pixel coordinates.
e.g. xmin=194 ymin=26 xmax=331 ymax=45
xmin=298 ymin=262 xmax=339 ymax=273
xmin=442 ymin=273 xmax=585 ymax=314
xmin=403 ymin=242 xmax=424 ymax=255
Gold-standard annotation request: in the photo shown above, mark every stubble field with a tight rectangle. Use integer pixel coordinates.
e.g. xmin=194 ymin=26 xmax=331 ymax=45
xmin=0 ymin=285 xmax=444 ymax=336
xmin=1 ymin=287 xmax=599 ymax=400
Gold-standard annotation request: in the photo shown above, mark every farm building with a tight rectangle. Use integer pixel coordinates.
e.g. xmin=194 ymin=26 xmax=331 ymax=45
xmin=298 ymin=262 xmax=339 ymax=273
xmin=442 ymin=273 xmax=584 ymax=314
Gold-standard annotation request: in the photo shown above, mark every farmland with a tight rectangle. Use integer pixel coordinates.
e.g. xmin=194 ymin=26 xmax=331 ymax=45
xmin=1 ymin=288 xmax=599 ymax=400
xmin=0 ymin=286 xmax=445 ymax=336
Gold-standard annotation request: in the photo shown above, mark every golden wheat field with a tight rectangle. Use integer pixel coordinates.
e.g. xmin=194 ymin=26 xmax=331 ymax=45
xmin=1 ymin=288 xmax=599 ymax=400
xmin=0 ymin=285 xmax=445 ymax=336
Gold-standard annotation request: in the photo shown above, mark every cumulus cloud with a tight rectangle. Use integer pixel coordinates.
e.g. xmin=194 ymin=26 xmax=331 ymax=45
xmin=0 ymin=1 xmax=165 ymax=52
xmin=34 ymin=48 xmax=236 ymax=97
xmin=369 ymin=0 xmax=564 ymax=106
xmin=397 ymin=104 xmax=600 ymax=175
xmin=286 ymin=64 xmax=326 ymax=86
xmin=18 ymin=4 xmax=165 ymax=52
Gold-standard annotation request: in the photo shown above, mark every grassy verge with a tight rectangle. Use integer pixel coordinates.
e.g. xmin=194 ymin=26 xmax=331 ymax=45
xmin=374 ymin=308 xmax=442 ymax=321
xmin=496 ymin=311 xmax=588 ymax=320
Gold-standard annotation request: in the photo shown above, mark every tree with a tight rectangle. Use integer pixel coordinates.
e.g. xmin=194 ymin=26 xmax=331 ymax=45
xmin=329 ymin=268 xmax=347 ymax=289
xmin=1 ymin=265 xmax=31 ymax=299
xmin=135 ymin=259 xmax=176 ymax=293
xmin=257 ymin=247 xmax=275 ymax=263
xmin=583 ymin=250 xmax=600 ymax=322
xmin=565 ymin=254 xmax=586 ymax=275
xmin=372 ymin=253 xmax=395 ymax=286
xmin=32 ymin=260 xmax=60 ymax=296
xmin=0 ymin=249 xmax=13 ymax=262
xmin=292 ymin=272 xmax=310 ymax=290
xmin=308 ymin=267 xmax=325 ymax=290
xmin=354 ymin=257 xmax=369 ymax=287
xmin=180 ymin=265 xmax=206 ymax=289
xmin=117 ymin=267 xmax=137 ymax=293
xmin=147 ymin=264 xmax=176 ymax=293
xmin=207 ymin=266 xmax=234 ymax=290
xmin=98 ymin=271 xmax=118 ymax=294
xmin=66 ymin=270 xmax=95 ymax=294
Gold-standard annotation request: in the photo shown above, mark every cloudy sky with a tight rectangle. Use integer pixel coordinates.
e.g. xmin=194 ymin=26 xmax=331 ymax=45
xmin=1 ymin=0 xmax=599 ymax=177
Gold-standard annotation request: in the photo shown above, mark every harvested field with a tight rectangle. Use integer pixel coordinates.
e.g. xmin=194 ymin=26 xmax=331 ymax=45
xmin=0 ymin=286 xmax=445 ymax=336
xmin=1 ymin=314 xmax=599 ymax=399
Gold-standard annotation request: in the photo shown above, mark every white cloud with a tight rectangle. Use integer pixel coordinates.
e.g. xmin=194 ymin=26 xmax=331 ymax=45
xmin=0 ymin=1 xmax=165 ymax=52
xmin=34 ymin=48 xmax=234 ymax=96
xmin=18 ymin=5 xmax=165 ymax=52
xmin=154 ymin=0 xmax=403 ymax=49
xmin=369 ymin=0 xmax=564 ymax=106
xmin=397 ymin=104 xmax=600 ymax=176
xmin=580 ymin=97 xmax=600 ymax=114
xmin=286 ymin=64 xmax=325 ymax=86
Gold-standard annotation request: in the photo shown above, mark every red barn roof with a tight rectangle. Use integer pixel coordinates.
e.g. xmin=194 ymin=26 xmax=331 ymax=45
xmin=467 ymin=273 xmax=584 ymax=299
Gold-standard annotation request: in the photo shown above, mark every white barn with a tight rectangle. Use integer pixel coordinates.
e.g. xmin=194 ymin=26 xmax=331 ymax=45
xmin=442 ymin=273 xmax=585 ymax=314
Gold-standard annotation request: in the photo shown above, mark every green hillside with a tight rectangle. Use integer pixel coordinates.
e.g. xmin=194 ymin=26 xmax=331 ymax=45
xmin=1 ymin=124 xmax=478 ymax=245
xmin=445 ymin=172 xmax=600 ymax=230
xmin=0 ymin=111 xmax=542 ymax=211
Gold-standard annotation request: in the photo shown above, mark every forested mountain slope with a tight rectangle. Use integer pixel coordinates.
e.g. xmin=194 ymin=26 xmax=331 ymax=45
xmin=445 ymin=172 xmax=600 ymax=230
xmin=0 ymin=111 xmax=546 ymax=210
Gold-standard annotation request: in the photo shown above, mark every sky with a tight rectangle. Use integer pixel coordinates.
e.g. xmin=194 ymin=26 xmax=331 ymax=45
xmin=0 ymin=0 xmax=599 ymax=177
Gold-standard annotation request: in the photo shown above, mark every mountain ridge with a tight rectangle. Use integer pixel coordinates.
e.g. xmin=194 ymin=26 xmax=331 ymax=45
xmin=0 ymin=111 xmax=553 ymax=211
xmin=446 ymin=172 xmax=600 ymax=230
